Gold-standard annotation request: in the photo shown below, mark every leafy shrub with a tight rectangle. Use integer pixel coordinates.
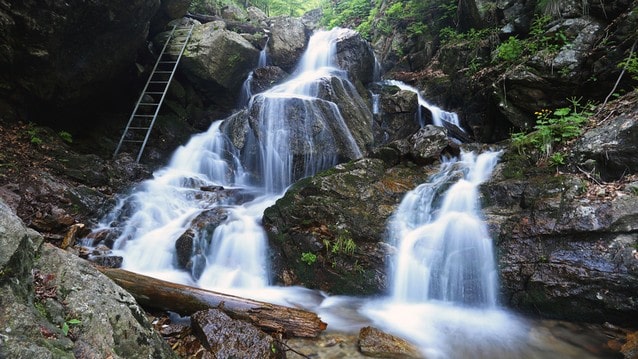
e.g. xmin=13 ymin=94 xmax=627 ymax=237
xmin=619 ymin=52 xmax=638 ymax=81
xmin=510 ymin=97 xmax=594 ymax=160
xmin=58 ymin=131 xmax=73 ymax=143
xmin=301 ymin=252 xmax=317 ymax=265
xmin=495 ymin=36 xmax=524 ymax=63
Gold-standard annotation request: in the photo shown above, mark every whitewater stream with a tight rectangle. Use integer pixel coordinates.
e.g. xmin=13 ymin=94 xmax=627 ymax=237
xmin=89 ymin=28 xmax=622 ymax=358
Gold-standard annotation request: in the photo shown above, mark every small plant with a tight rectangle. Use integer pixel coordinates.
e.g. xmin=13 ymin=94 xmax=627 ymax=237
xmin=61 ymin=318 xmax=81 ymax=336
xmin=26 ymin=124 xmax=43 ymax=145
xmin=300 ymin=252 xmax=317 ymax=266
xmin=549 ymin=152 xmax=565 ymax=166
xmin=495 ymin=36 xmax=524 ymax=63
xmin=618 ymin=52 xmax=638 ymax=81
xmin=58 ymin=131 xmax=73 ymax=143
xmin=329 ymin=229 xmax=356 ymax=256
xmin=510 ymin=97 xmax=594 ymax=161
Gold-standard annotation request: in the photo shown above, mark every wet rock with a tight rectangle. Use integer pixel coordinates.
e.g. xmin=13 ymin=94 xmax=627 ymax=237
xmin=387 ymin=125 xmax=450 ymax=164
xmin=268 ymin=16 xmax=307 ymax=72
xmin=333 ymin=29 xmax=376 ymax=86
xmin=223 ymin=72 xmax=373 ymax=180
xmin=372 ymin=85 xmax=420 ymax=146
xmin=89 ymin=255 xmax=123 ymax=268
xmin=251 ymin=66 xmax=289 ymax=93
xmin=175 ymin=207 xmax=228 ymax=276
xmin=483 ymin=154 xmax=638 ymax=325
xmin=358 ymin=326 xmax=423 ymax=358
xmin=573 ymin=96 xmax=638 ymax=180
xmin=191 ymin=309 xmax=282 ymax=358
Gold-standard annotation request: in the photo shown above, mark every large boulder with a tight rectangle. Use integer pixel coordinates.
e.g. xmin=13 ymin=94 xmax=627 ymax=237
xmin=0 ymin=200 xmax=176 ymax=358
xmin=333 ymin=29 xmax=376 ymax=85
xmin=267 ymin=16 xmax=308 ymax=72
xmin=263 ymin=157 xmax=440 ymax=294
xmin=191 ymin=309 xmax=282 ymax=358
xmin=0 ymin=0 xmax=162 ymax=120
xmin=371 ymin=85 xmax=420 ymax=146
xmin=178 ymin=21 xmax=260 ymax=104
xmin=151 ymin=0 xmax=191 ymax=34
xmin=220 ymin=72 xmax=373 ymax=187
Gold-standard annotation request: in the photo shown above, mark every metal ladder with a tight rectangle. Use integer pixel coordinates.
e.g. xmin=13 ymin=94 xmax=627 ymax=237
xmin=113 ymin=23 xmax=195 ymax=162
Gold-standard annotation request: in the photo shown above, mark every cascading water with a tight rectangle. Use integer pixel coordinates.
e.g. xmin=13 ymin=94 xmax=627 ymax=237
xmin=238 ymin=39 xmax=269 ymax=107
xmin=385 ymin=80 xmax=462 ymax=129
xmin=92 ymin=28 xmax=365 ymax=293
xmin=388 ymin=151 xmax=500 ymax=306
xmin=359 ymin=150 xmax=528 ymax=359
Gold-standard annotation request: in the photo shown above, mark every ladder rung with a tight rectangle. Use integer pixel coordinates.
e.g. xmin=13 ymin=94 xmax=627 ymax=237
xmin=114 ymin=23 xmax=194 ymax=162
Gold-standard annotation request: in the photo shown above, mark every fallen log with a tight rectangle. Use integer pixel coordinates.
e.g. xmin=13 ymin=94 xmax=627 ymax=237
xmin=97 ymin=267 xmax=327 ymax=338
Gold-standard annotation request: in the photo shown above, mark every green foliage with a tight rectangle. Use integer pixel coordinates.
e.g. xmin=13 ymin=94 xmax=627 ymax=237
xmin=323 ymin=0 xmax=372 ymax=29
xmin=323 ymin=0 xmax=445 ymax=42
xmin=300 ymin=252 xmax=317 ymax=265
xmin=618 ymin=52 xmax=638 ymax=81
xmin=549 ymin=152 xmax=565 ymax=166
xmin=190 ymin=0 xmax=322 ymax=17
xmin=510 ymin=97 xmax=594 ymax=161
xmin=440 ymin=27 xmax=491 ymax=46
xmin=26 ymin=124 xmax=43 ymax=145
xmin=61 ymin=318 xmax=81 ymax=336
xmin=494 ymin=36 xmax=523 ymax=63
xmin=325 ymin=229 xmax=356 ymax=256
xmin=491 ymin=15 xmax=568 ymax=66
xmin=385 ymin=2 xmax=403 ymax=19
xmin=58 ymin=131 xmax=72 ymax=143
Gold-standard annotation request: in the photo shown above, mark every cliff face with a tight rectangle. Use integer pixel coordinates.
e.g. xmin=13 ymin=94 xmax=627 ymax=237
xmin=0 ymin=0 xmax=191 ymax=126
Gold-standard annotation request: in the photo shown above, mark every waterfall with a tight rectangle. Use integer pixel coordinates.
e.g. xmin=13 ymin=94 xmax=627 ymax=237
xmin=385 ymin=80 xmax=462 ymax=130
xmin=358 ymin=150 xmax=529 ymax=359
xmin=238 ymin=39 xmax=269 ymax=107
xmin=388 ymin=151 xmax=501 ymax=306
xmin=258 ymin=38 xmax=269 ymax=68
xmin=93 ymin=28 xmax=366 ymax=292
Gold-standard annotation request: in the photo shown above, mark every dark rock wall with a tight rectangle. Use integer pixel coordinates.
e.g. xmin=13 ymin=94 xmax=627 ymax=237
xmin=0 ymin=0 xmax=163 ymax=123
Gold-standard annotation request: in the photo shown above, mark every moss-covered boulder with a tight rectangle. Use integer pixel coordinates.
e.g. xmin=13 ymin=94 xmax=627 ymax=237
xmin=263 ymin=158 xmax=439 ymax=295
xmin=0 ymin=199 xmax=176 ymax=358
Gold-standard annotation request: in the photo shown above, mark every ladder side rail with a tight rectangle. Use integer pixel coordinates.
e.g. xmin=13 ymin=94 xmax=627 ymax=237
xmin=113 ymin=25 xmax=178 ymax=158
xmin=135 ymin=24 xmax=195 ymax=162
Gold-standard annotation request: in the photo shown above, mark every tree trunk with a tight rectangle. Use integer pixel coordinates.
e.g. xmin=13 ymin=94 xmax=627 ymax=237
xmin=97 ymin=267 xmax=327 ymax=338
